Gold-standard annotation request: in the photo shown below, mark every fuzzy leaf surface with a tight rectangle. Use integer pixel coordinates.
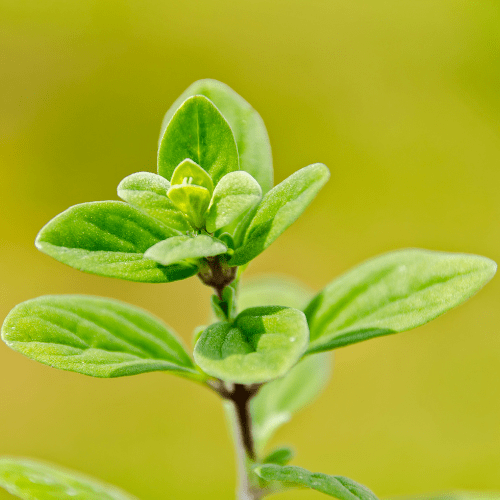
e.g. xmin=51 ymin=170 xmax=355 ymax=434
xmin=194 ymin=306 xmax=309 ymax=384
xmin=159 ymin=79 xmax=273 ymax=193
xmin=205 ymin=171 xmax=262 ymax=233
xmin=158 ymin=95 xmax=239 ymax=185
xmin=230 ymin=163 xmax=330 ymax=266
xmin=255 ymin=465 xmax=379 ymax=500
xmin=1 ymin=295 xmax=201 ymax=379
xmin=35 ymin=201 xmax=198 ymax=283
xmin=144 ymin=235 xmax=227 ymax=266
xmin=305 ymin=249 xmax=497 ymax=354
xmin=0 ymin=457 xmax=138 ymax=500
xmin=117 ymin=172 xmax=191 ymax=232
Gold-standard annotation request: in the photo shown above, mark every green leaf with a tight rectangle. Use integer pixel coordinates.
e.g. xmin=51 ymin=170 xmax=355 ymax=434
xmin=254 ymin=464 xmax=379 ymax=500
xmin=158 ymin=95 xmax=239 ymax=186
xmin=159 ymin=79 xmax=273 ymax=194
xmin=230 ymin=163 xmax=330 ymax=266
xmin=167 ymin=184 xmax=211 ymax=228
xmin=251 ymin=352 xmax=331 ymax=451
xmin=238 ymin=275 xmax=315 ymax=312
xmin=194 ymin=306 xmax=309 ymax=384
xmin=116 ymin=172 xmax=191 ymax=232
xmin=35 ymin=201 xmax=198 ymax=283
xmin=170 ymin=158 xmax=214 ymax=194
xmin=1 ymin=295 xmax=202 ymax=379
xmin=263 ymin=447 xmax=295 ymax=466
xmin=144 ymin=235 xmax=227 ymax=267
xmin=0 ymin=457 xmax=138 ymax=500
xmin=305 ymin=249 xmax=497 ymax=354
xmin=205 ymin=171 xmax=262 ymax=233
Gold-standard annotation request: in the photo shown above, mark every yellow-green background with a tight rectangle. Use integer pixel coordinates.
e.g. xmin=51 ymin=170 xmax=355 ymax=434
xmin=1 ymin=1 xmax=499 ymax=498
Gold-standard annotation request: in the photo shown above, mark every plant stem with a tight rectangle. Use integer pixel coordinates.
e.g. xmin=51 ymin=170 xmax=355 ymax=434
xmin=216 ymin=382 xmax=263 ymax=500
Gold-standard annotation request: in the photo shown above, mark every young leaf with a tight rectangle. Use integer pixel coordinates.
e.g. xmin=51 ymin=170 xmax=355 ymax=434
xmin=117 ymin=172 xmax=191 ymax=232
xmin=35 ymin=201 xmax=198 ymax=283
xmin=1 ymin=295 xmax=203 ymax=379
xmin=144 ymin=235 xmax=227 ymax=267
xmin=254 ymin=464 xmax=379 ymax=500
xmin=263 ymin=447 xmax=295 ymax=466
xmin=251 ymin=352 xmax=331 ymax=452
xmin=205 ymin=171 xmax=262 ymax=233
xmin=158 ymin=95 xmax=239 ymax=186
xmin=230 ymin=163 xmax=330 ymax=266
xmin=305 ymin=249 xmax=497 ymax=354
xmin=0 ymin=457 xmax=138 ymax=500
xmin=194 ymin=306 xmax=309 ymax=384
xmin=170 ymin=158 xmax=214 ymax=194
xmin=159 ymin=79 xmax=273 ymax=194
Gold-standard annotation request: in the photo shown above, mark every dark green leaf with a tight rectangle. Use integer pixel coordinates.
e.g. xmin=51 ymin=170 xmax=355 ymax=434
xmin=158 ymin=95 xmax=239 ymax=186
xmin=35 ymin=201 xmax=198 ymax=283
xmin=194 ymin=306 xmax=309 ymax=384
xmin=205 ymin=171 xmax=262 ymax=233
xmin=305 ymin=249 xmax=497 ymax=354
xmin=251 ymin=352 xmax=331 ymax=451
xmin=159 ymin=79 xmax=273 ymax=194
xmin=254 ymin=464 xmax=379 ymax=500
xmin=144 ymin=235 xmax=227 ymax=267
xmin=230 ymin=163 xmax=330 ymax=266
xmin=263 ymin=447 xmax=295 ymax=466
xmin=1 ymin=295 xmax=202 ymax=379
xmin=0 ymin=457 xmax=138 ymax=500
xmin=117 ymin=172 xmax=191 ymax=232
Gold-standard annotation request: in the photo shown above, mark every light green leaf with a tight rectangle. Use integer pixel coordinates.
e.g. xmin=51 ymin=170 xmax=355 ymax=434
xmin=1 ymin=295 xmax=202 ymax=379
xmin=205 ymin=171 xmax=262 ymax=233
xmin=0 ymin=457 xmax=138 ymax=500
xmin=238 ymin=275 xmax=315 ymax=312
xmin=230 ymin=163 xmax=330 ymax=266
xmin=194 ymin=306 xmax=309 ymax=384
xmin=389 ymin=493 xmax=500 ymax=500
xmin=144 ymin=235 xmax=227 ymax=267
xmin=35 ymin=201 xmax=198 ymax=283
xmin=167 ymin=184 xmax=212 ymax=228
xmin=305 ymin=249 xmax=497 ymax=354
xmin=116 ymin=172 xmax=191 ymax=232
xmin=159 ymin=79 xmax=273 ymax=194
xmin=170 ymin=158 xmax=214 ymax=194
xmin=158 ymin=95 xmax=239 ymax=186
xmin=251 ymin=352 xmax=331 ymax=451
xmin=263 ymin=447 xmax=295 ymax=466
xmin=254 ymin=464 xmax=379 ymax=500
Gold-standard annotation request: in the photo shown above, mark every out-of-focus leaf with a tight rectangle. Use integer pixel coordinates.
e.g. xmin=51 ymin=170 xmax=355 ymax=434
xmin=1 ymin=295 xmax=202 ymax=379
xmin=0 ymin=457 xmax=138 ymax=500
xmin=117 ymin=172 xmax=190 ymax=232
xmin=305 ymin=249 xmax=497 ymax=354
xmin=194 ymin=306 xmax=309 ymax=384
xmin=251 ymin=352 xmax=331 ymax=451
xmin=230 ymin=163 xmax=330 ymax=266
xmin=205 ymin=171 xmax=262 ymax=233
xmin=263 ymin=447 xmax=295 ymax=466
xmin=158 ymin=95 xmax=239 ymax=186
xmin=144 ymin=235 xmax=227 ymax=266
xmin=35 ymin=201 xmax=198 ymax=283
xmin=159 ymin=79 xmax=273 ymax=194
xmin=238 ymin=275 xmax=315 ymax=312
xmin=254 ymin=464 xmax=379 ymax=500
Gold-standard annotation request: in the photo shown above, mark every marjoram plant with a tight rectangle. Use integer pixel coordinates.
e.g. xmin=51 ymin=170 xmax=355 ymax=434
xmin=0 ymin=80 xmax=497 ymax=500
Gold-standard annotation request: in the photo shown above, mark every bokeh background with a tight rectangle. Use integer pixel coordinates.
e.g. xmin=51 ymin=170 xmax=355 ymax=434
xmin=1 ymin=1 xmax=499 ymax=498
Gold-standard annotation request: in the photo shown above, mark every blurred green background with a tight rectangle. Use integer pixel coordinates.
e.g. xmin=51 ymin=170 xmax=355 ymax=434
xmin=1 ymin=1 xmax=499 ymax=498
